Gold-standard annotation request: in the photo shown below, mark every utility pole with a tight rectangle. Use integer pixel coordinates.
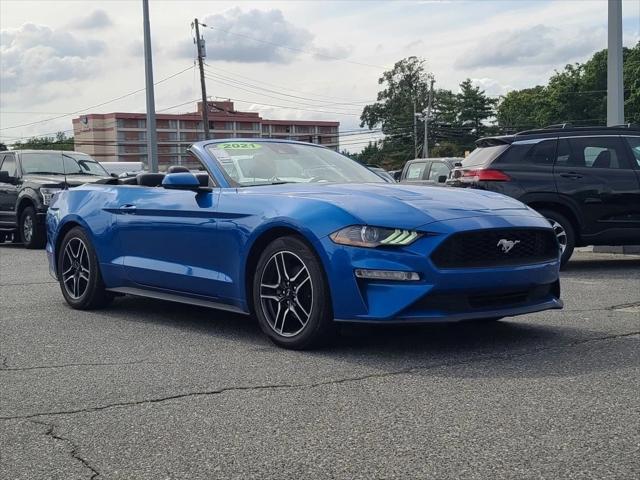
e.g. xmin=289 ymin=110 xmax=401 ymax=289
xmin=412 ymin=100 xmax=418 ymax=159
xmin=142 ymin=0 xmax=158 ymax=172
xmin=194 ymin=18 xmax=210 ymax=140
xmin=423 ymin=78 xmax=435 ymax=159
xmin=607 ymin=0 xmax=624 ymax=126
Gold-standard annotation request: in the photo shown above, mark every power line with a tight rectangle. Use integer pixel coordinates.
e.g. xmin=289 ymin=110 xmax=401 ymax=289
xmin=210 ymin=64 xmax=374 ymax=103
xmin=203 ymin=73 xmax=362 ymax=115
xmin=0 ymin=65 xmax=195 ymax=131
xmin=203 ymin=66 xmax=372 ymax=108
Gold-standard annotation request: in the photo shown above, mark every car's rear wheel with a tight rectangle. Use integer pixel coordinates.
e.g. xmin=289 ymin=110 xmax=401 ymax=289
xmin=253 ymin=236 xmax=334 ymax=349
xmin=58 ymin=227 xmax=113 ymax=309
xmin=538 ymin=209 xmax=575 ymax=268
xmin=20 ymin=206 xmax=46 ymax=249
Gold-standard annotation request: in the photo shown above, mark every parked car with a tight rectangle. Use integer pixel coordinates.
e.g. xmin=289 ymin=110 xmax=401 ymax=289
xmin=47 ymin=139 xmax=562 ymax=350
xmin=0 ymin=150 xmax=111 ymax=248
xmin=448 ymin=125 xmax=640 ymax=265
xmin=399 ymin=157 xmax=463 ymax=185
xmin=366 ymin=165 xmax=396 ymax=183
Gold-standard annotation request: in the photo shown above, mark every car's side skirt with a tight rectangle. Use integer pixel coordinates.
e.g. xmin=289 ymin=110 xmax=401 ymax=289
xmin=106 ymin=287 xmax=249 ymax=315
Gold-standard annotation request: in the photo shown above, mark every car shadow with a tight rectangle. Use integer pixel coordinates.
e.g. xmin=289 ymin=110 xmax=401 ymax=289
xmin=97 ymin=295 xmax=639 ymax=381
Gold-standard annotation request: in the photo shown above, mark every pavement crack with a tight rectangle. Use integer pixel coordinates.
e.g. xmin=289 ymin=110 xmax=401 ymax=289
xmin=1 ymin=359 xmax=152 ymax=372
xmin=30 ymin=420 xmax=100 ymax=480
xmin=2 ymin=330 xmax=638 ymax=421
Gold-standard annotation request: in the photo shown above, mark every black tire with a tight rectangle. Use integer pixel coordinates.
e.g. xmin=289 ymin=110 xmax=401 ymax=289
xmin=57 ymin=227 xmax=113 ymax=309
xmin=0 ymin=232 xmax=5 ymax=243
xmin=252 ymin=236 xmax=335 ymax=350
xmin=537 ymin=209 xmax=575 ymax=268
xmin=19 ymin=206 xmax=46 ymax=249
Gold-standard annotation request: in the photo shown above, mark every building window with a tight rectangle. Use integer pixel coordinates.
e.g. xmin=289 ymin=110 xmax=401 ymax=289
xmin=212 ymin=121 xmax=234 ymax=130
xmin=295 ymin=125 xmax=311 ymax=134
xmin=262 ymin=124 xmax=270 ymax=133
xmin=236 ymin=122 xmax=259 ymax=131
xmin=180 ymin=120 xmax=197 ymax=130
xmin=273 ymin=125 xmax=291 ymax=133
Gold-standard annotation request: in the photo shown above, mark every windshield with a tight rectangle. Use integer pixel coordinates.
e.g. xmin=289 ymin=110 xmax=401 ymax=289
xmin=462 ymin=145 xmax=509 ymax=168
xmin=206 ymin=141 xmax=384 ymax=186
xmin=20 ymin=152 xmax=108 ymax=176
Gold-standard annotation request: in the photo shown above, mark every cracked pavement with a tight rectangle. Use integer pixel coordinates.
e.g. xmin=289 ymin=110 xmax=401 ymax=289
xmin=1 ymin=245 xmax=639 ymax=479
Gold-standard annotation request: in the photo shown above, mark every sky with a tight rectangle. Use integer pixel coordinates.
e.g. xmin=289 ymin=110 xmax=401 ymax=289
xmin=1 ymin=0 xmax=639 ymax=152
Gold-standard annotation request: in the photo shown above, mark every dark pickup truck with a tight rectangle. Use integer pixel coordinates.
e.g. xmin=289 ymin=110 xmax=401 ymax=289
xmin=0 ymin=150 xmax=111 ymax=248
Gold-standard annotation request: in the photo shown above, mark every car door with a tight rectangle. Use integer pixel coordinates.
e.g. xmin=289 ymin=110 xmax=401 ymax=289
xmin=554 ymin=136 xmax=640 ymax=236
xmin=0 ymin=153 xmax=19 ymax=227
xmin=402 ymin=161 xmax=430 ymax=183
xmin=426 ymin=161 xmax=451 ymax=186
xmin=115 ymin=181 xmax=225 ymax=298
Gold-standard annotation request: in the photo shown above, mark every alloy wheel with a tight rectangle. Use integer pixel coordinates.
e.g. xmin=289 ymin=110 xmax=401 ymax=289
xmin=22 ymin=215 xmax=33 ymax=243
xmin=259 ymin=251 xmax=313 ymax=337
xmin=61 ymin=237 xmax=90 ymax=299
xmin=547 ymin=218 xmax=568 ymax=254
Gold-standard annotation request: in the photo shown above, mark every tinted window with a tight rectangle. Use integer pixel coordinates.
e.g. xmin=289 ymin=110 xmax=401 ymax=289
xmin=0 ymin=154 xmax=16 ymax=178
xmin=558 ymin=137 xmax=629 ymax=169
xmin=497 ymin=140 xmax=556 ymax=166
xmin=428 ymin=162 xmax=450 ymax=182
xmin=625 ymin=136 xmax=640 ymax=167
xmin=20 ymin=152 xmax=108 ymax=176
xmin=462 ymin=145 xmax=509 ymax=168
xmin=405 ymin=162 xmax=427 ymax=180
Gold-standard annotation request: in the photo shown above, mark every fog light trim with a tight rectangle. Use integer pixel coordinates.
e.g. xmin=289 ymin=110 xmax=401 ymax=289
xmin=354 ymin=269 xmax=420 ymax=281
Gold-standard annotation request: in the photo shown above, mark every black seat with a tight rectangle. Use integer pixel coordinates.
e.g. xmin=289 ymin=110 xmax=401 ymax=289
xmin=167 ymin=165 xmax=190 ymax=173
xmin=592 ymin=150 xmax=611 ymax=168
xmin=136 ymin=173 xmax=165 ymax=186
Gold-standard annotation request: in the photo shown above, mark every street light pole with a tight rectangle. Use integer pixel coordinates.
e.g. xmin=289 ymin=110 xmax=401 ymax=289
xmin=142 ymin=0 xmax=158 ymax=172
xmin=607 ymin=0 xmax=624 ymax=126
xmin=413 ymin=100 xmax=418 ymax=159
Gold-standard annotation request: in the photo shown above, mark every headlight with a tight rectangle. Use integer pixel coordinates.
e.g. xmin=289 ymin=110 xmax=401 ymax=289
xmin=330 ymin=225 xmax=421 ymax=248
xmin=40 ymin=188 xmax=62 ymax=206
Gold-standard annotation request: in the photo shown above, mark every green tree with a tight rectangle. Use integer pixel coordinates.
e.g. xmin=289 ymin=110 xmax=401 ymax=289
xmin=457 ymin=79 xmax=497 ymax=135
xmin=12 ymin=132 xmax=75 ymax=151
xmin=496 ymin=42 xmax=639 ymax=128
xmin=360 ymin=57 xmax=434 ymax=166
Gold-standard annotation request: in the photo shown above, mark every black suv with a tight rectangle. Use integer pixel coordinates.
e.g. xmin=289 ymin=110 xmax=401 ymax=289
xmin=448 ymin=125 xmax=640 ymax=265
xmin=0 ymin=150 xmax=111 ymax=248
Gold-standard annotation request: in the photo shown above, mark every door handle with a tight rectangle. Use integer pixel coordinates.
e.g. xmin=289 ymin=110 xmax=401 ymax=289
xmin=119 ymin=204 xmax=137 ymax=214
xmin=559 ymin=172 xmax=583 ymax=179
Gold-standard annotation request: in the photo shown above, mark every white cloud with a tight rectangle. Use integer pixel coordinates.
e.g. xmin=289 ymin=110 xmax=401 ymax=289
xmin=456 ymin=24 xmax=604 ymax=69
xmin=67 ymin=9 xmax=113 ymax=30
xmin=172 ymin=8 xmax=313 ymax=64
xmin=0 ymin=23 xmax=106 ymax=92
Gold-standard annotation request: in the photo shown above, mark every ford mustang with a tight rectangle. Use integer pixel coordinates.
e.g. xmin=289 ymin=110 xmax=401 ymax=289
xmin=46 ymin=139 xmax=563 ymax=349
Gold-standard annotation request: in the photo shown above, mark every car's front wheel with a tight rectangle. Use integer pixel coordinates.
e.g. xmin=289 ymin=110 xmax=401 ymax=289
xmin=20 ymin=206 xmax=46 ymax=249
xmin=253 ymin=236 xmax=335 ymax=349
xmin=58 ymin=227 xmax=113 ymax=309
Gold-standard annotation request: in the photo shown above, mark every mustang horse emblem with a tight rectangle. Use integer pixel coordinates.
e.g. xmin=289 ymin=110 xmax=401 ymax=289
xmin=497 ymin=239 xmax=520 ymax=253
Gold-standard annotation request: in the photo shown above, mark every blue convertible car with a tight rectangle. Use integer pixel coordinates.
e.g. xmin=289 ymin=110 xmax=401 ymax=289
xmin=46 ymin=139 xmax=562 ymax=349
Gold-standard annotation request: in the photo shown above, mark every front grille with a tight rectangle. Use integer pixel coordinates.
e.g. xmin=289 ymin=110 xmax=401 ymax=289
xmin=411 ymin=282 xmax=558 ymax=314
xmin=431 ymin=228 xmax=558 ymax=269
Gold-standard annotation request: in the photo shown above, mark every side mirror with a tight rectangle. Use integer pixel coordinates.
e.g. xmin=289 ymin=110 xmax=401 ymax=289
xmin=162 ymin=172 xmax=200 ymax=191
xmin=438 ymin=175 xmax=447 ymax=183
xmin=110 ymin=173 xmax=119 ymax=178
xmin=0 ymin=171 xmax=14 ymax=184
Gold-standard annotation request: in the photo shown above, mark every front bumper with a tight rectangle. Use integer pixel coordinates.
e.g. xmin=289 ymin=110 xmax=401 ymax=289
xmin=321 ymin=214 xmax=563 ymax=323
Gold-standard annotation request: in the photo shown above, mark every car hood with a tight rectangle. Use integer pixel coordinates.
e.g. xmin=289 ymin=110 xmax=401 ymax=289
xmin=23 ymin=174 xmax=111 ymax=187
xmin=241 ymin=182 xmax=536 ymax=228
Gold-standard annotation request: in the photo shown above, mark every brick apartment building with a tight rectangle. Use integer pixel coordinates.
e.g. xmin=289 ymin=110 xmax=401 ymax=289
xmin=72 ymin=101 xmax=340 ymax=168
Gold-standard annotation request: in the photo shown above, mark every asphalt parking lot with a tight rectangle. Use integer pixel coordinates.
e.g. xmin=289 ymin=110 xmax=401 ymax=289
xmin=0 ymin=245 xmax=638 ymax=479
